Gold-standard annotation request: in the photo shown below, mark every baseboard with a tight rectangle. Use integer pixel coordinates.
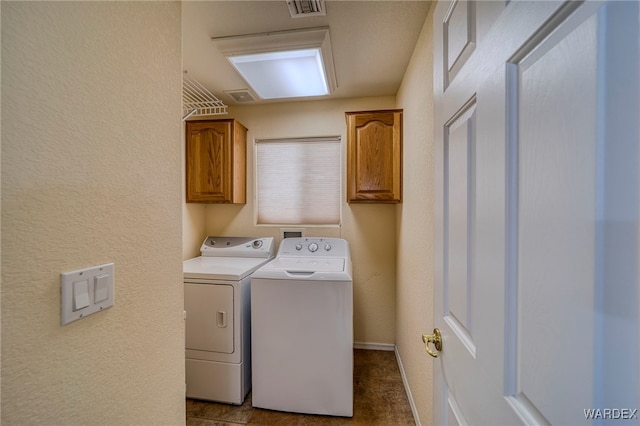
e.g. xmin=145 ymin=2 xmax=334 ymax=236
xmin=353 ymin=342 xmax=395 ymax=351
xmin=394 ymin=347 xmax=420 ymax=426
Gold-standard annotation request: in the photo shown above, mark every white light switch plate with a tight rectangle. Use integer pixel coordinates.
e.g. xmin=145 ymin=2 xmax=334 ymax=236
xmin=61 ymin=263 xmax=114 ymax=325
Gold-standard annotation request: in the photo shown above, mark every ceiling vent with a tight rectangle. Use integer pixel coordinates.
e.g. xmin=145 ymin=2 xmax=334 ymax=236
xmin=225 ymin=89 xmax=257 ymax=103
xmin=287 ymin=0 xmax=326 ymax=18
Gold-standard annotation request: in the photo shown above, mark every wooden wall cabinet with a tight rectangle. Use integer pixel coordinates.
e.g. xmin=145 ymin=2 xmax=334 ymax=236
xmin=186 ymin=119 xmax=247 ymax=203
xmin=346 ymin=110 xmax=402 ymax=203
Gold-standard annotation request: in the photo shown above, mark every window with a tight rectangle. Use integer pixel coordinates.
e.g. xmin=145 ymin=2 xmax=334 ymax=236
xmin=255 ymin=137 xmax=341 ymax=225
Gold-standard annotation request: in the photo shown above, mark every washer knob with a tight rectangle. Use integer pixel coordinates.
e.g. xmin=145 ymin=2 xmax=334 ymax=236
xmin=295 ymin=244 xmax=303 ymax=251
xmin=252 ymin=240 xmax=263 ymax=249
xmin=308 ymin=243 xmax=319 ymax=252
xmin=324 ymin=244 xmax=332 ymax=251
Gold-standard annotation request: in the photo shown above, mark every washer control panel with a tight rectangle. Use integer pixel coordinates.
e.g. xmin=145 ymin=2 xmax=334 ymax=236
xmin=200 ymin=236 xmax=275 ymax=258
xmin=278 ymin=237 xmax=348 ymax=257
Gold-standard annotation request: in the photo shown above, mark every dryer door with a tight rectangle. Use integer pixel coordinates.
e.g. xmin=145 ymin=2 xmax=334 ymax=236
xmin=185 ymin=283 xmax=234 ymax=354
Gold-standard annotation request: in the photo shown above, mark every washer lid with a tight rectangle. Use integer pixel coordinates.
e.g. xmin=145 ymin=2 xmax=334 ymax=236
xmin=183 ymin=256 xmax=273 ymax=280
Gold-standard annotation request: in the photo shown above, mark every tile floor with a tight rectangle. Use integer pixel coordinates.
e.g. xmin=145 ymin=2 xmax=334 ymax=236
xmin=186 ymin=349 xmax=416 ymax=426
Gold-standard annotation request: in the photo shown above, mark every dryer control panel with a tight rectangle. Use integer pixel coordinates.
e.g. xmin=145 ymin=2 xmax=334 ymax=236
xmin=277 ymin=237 xmax=349 ymax=258
xmin=200 ymin=236 xmax=275 ymax=258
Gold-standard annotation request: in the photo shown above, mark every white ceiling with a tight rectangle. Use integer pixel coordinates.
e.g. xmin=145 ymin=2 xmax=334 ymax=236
xmin=182 ymin=1 xmax=432 ymax=106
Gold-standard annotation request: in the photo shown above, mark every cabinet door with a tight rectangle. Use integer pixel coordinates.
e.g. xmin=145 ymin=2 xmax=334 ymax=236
xmin=186 ymin=120 xmax=233 ymax=203
xmin=347 ymin=110 xmax=402 ymax=203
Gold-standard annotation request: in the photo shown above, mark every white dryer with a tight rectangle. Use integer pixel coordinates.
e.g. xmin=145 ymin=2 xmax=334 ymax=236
xmin=183 ymin=236 xmax=275 ymax=404
xmin=251 ymin=237 xmax=353 ymax=417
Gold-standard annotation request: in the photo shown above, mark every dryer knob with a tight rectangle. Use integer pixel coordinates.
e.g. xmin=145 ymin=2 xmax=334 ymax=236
xmin=252 ymin=240 xmax=263 ymax=249
xmin=324 ymin=244 xmax=332 ymax=251
xmin=295 ymin=244 xmax=303 ymax=251
xmin=308 ymin=243 xmax=319 ymax=252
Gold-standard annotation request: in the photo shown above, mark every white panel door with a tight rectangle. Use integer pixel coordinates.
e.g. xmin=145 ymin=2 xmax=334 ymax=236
xmin=432 ymin=1 xmax=640 ymax=424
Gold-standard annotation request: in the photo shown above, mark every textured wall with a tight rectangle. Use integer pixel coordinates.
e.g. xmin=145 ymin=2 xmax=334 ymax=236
xmin=183 ymin=204 xmax=206 ymax=260
xmin=196 ymin=97 xmax=398 ymax=345
xmin=395 ymin=7 xmax=436 ymax=426
xmin=1 ymin=2 xmax=184 ymax=425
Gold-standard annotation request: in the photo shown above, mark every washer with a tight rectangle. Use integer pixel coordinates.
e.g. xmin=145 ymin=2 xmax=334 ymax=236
xmin=250 ymin=237 xmax=353 ymax=417
xmin=183 ymin=236 xmax=275 ymax=404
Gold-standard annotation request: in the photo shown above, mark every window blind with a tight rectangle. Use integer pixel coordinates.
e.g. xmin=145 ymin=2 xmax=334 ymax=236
xmin=255 ymin=137 xmax=341 ymax=225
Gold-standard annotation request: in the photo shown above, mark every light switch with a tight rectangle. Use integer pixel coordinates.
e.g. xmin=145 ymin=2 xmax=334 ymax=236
xmin=94 ymin=274 xmax=109 ymax=303
xmin=61 ymin=263 xmax=114 ymax=325
xmin=73 ymin=279 xmax=90 ymax=310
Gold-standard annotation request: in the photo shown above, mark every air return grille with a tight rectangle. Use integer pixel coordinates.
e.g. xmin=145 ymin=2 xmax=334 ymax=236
xmin=287 ymin=0 xmax=326 ymax=18
xmin=225 ymin=89 xmax=257 ymax=103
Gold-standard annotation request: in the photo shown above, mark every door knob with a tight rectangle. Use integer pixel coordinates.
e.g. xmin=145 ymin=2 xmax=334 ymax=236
xmin=422 ymin=328 xmax=442 ymax=358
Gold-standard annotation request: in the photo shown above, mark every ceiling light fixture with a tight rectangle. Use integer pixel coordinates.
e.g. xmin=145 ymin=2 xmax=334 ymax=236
xmin=213 ymin=27 xmax=337 ymax=100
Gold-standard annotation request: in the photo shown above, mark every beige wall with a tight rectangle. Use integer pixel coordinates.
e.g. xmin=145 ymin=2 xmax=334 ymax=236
xmin=191 ymin=97 xmax=398 ymax=345
xmin=1 ymin=2 xmax=185 ymax=425
xmin=395 ymin=6 xmax=436 ymax=426
xmin=183 ymin=203 xmax=206 ymax=260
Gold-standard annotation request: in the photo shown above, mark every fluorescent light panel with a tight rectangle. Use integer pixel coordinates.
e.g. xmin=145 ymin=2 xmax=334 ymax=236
xmin=228 ymin=48 xmax=329 ymax=99
xmin=213 ymin=27 xmax=337 ymax=101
